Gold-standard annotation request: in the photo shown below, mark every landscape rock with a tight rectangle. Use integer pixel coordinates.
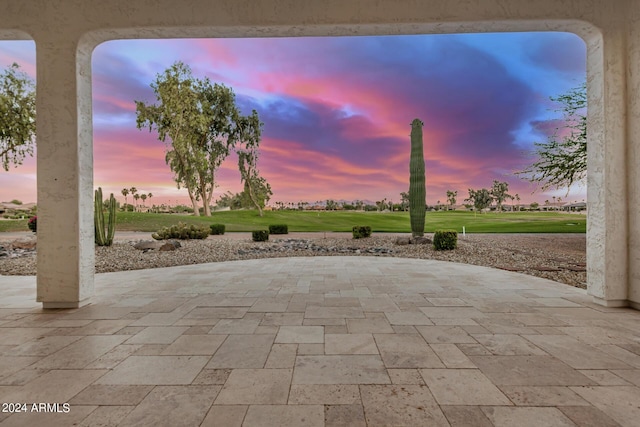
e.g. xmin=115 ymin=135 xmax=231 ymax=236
xmin=133 ymin=240 xmax=164 ymax=251
xmin=159 ymin=240 xmax=181 ymax=251
xmin=11 ymin=238 xmax=37 ymax=250
xmin=395 ymin=237 xmax=411 ymax=245
xmin=412 ymin=236 xmax=432 ymax=245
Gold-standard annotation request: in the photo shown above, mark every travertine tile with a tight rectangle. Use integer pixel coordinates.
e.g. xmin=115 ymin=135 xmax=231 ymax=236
xmin=160 ymin=334 xmax=226 ymax=355
xmin=215 ymin=369 xmax=292 ymax=404
xmin=0 ymin=356 xmax=42 ymax=381
xmin=275 ymin=326 xmax=324 ymax=343
xmin=346 ymin=318 xmax=394 ymax=333
xmin=500 ymin=386 xmax=589 ymax=406
xmin=70 ymin=385 xmax=153 ymax=405
xmin=119 ymin=385 xmax=220 ymax=426
xmin=416 ymin=325 xmax=477 ymax=344
xmin=420 ymin=369 xmax=511 ymax=405
xmin=192 ymin=369 xmax=231 ymax=385
xmin=571 ymin=385 xmax=640 ymax=426
xmin=265 ymin=343 xmax=297 ymax=368
xmin=481 ymin=406 xmax=576 ymax=427
xmin=441 ymin=405 xmax=493 ymax=427
xmin=375 ymin=334 xmax=444 ymax=368
xmin=207 ymin=334 xmax=274 ymax=368
xmin=325 ymin=334 xmax=377 ymax=355
xmin=78 ymin=405 xmax=133 ymax=427
xmin=0 ymin=405 xmax=96 ymax=427
xmin=470 ymin=355 xmax=595 ymax=386
xmin=305 ymin=306 xmax=364 ymax=319
xmin=200 ymin=405 xmax=247 ymax=427
xmin=261 ymin=312 xmax=304 ymax=326
xmin=387 ymin=369 xmax=425 ymax=385
xmin=360 ymin=384 xmax=449 ymax=426
xmin=558 ymin=405 xmax=622 ymax=427
xmin=95 ymin=355 xmax=210 ymax=385
xmin=430 ymin=343 xmax=476 ymax=368
xmin=209 ymin=318 xmax=260 ymax=334
xmin=34 ymin=335 xmax=128 ymax=369
xmin=243 ymin=405 xmax=324 ymax=427
xmin=293 ymin=355 xmax=390 ymax=384
xmin=473 ymin=334 xmax=547 ymax=356
xmin=324 ymin=404 xmax=366 ymax=427
xmin=384 ymin=311 xmax=433 ymax=325
xmin=125 ymin=326 xmax=189 ymax=344
xmin=578 ymin=369 xmax=633 ymax=385
xmin=525 ymin=335 xmax=632 ymax=369
xmin=288 ymin=384 xmax=360 ymax=404
xmin=71 ymin=319 xmax=133 ymax=335
xmin=2 ymin=369 xmax=106 ymax=402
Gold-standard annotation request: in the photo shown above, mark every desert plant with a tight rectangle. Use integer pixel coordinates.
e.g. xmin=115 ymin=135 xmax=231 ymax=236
xmin=268 ymin=224 xmax=288 ymax=234
xmin=27 ymin=215 xmax=37 ymax=233
xmin=209 ymin=224 xmax=226 ymax=235
xmin=152 ymin=222 xmax=210 ymax=240
xmin=433 ymin=229 xmax=457 ymax=250
xmin=352 ymin=225 xmax=372 ymax=239
xmin=252 ymin=230 xmax=269 ymax=242
xmin=409 ymin=118 xmax=426 ymax=237
xmin=95 ymin=187 xmax=116 ymax=246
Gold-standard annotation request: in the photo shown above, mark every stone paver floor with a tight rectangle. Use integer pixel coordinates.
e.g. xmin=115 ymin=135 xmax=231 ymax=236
xmin=0 ymin=256 xmax=639 ymax=426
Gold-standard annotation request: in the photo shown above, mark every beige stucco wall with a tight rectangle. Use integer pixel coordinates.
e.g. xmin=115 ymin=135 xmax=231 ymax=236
xmin=0 ymin=0 xmax=637 ymax=308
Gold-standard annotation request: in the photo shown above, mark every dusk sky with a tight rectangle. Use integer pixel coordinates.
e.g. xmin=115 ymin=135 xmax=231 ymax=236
xmin=0 ymin=32 xmax=587 ymax=206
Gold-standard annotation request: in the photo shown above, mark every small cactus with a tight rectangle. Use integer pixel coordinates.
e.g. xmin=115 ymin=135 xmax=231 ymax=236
xmin=409 ymin=119 xmax=426 ymax=237
xmin=95 ymin=187 xmax=116 ymax=246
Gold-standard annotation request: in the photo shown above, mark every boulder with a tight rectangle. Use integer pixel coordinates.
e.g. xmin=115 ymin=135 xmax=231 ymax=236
xmin=11 ymin=238 xmax=37 ymax=250
xmin=395 ymin=237 xmax=411 ymax=245
xmin=412 ymin=236 xmax=433 ymax=245
xmin=159 ymin=240 xmax=181 ymax=251
xmin=133 ymin=240 xmax=163 ymax=251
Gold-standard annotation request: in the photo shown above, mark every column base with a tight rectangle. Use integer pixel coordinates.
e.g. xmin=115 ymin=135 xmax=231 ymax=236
xmin=591 ymin=296 xmax=629 ymax=308
xmin=42 ymin=299 xmax=91 ymax=309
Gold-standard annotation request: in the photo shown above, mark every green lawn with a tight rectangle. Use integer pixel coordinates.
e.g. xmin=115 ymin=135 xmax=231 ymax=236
xmin=115 ymin=210 xmax=586 ymax=233
xmin=0 ymin=210 xmax=587 ymax=234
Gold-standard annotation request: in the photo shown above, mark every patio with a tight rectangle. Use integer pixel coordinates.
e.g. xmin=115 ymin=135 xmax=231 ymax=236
xmin=0 ymin=256 xmax=639 ymax=426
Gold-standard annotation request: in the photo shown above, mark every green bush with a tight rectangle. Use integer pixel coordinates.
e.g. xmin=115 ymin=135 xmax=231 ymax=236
xmin=152 ymin=222 xmax=210 ymax=240
xmin=352 ymin=225 xmax=372 ymax=239
xmin=268 ymin=224 xmax=288 ymax=234
xmin=433 ymin=229 xmax=457 ymax=250
xmin=210 ymin=224 xmax=226 ymax=235
xmin=252 ymin=230 xmax=269 ymax=242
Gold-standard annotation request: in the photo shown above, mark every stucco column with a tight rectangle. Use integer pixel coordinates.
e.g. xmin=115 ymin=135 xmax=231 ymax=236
xmin=585 ymin=27 xmax=629 ymax=307
xmin=36 ymin=37 xmax=95 ymax=308
xmin=627 ymin=3 xmax=640 ymax=309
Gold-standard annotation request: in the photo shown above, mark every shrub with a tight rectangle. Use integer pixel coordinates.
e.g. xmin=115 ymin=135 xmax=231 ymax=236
xmin=352 ymin=225 xmax=372 ymax=239
xmin=27 ymin=216 xmax=37 ymax=233
xmin=433 ymin=229 xmax=457 ymax=250
xmin=252 ymin=230 xmax=269 ymax=242
xmin=210 ymin=224 xmax=226 ymax=235
xmin=268 ymin=224 xmax=288 ymax=234
xmin=152 ymin=222 xmax=210 ymax=240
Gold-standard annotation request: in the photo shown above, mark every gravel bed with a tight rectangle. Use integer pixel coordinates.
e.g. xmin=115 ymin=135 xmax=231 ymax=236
xmin=0 ymin=233 xmax=587 ymax=289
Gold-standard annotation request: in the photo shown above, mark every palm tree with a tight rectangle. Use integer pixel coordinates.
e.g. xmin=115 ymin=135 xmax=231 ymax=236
xmin=121 ymin=188 xmax=129 ymax=210
xmin=140 ymin=194 xmax=147 ymax=206
xmin=133 ymin=193 xmax=140 ymax=210
xmin=515 ymin=194 xmax=521 ymax=211
xmin=130 ymin=187 xmax=138 ymax=208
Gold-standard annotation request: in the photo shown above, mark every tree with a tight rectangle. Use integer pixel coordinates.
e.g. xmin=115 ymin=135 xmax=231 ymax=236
xmin=466 ymin=188 xmax=493 ymax=213
xmin=140 ymin=194 xmax=147 ymax=206
xmin=399 ymin=192 xmax=409 ymax=211
xmin=490 ymin=180 xmax=511 ymax=212
xmin=129 ymin=187 xmax=138 ymax=207
xmin=514 ymin=193 xmax=521 ymax=211
xmin=133 ymin=193 xmax=140 ymax=209
xmin=0 ymin=63 xmax=36 ymax=171
xmin=446 ymin=190 xmax=457 ymax=210
xmin=136 ymin=61 xmax=256 ymax=216
xmin=121 ymin=188 xmax=129 ymax=208
xmin=236 ymin=111 xmax=271 ymax=217
xmin=517 ymin=82 xmax=586 ymax=191
xmin=325 ymin=199 xmax=337 ymax=210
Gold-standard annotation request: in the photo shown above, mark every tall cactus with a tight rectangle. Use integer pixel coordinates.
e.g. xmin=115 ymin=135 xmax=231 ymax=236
xmin=409 ymin=118 xmax=426 ymax=237
xmin=95 ymin=187 xmax=116 ymax=246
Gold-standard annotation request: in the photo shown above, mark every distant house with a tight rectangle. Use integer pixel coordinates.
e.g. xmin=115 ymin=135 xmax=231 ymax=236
xmin=0 ymin=202 xmax=36 ymax=215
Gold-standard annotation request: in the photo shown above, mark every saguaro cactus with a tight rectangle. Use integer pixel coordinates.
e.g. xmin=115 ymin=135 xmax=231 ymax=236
xmin=95 ymin=187 xmax=116 ymax=246
xmin=409 ymin=118 xmax=426 ymax=237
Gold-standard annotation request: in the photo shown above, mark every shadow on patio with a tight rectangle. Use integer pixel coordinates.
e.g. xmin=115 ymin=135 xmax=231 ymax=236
xmin=1 ymin=256 xmax=639 ymax=426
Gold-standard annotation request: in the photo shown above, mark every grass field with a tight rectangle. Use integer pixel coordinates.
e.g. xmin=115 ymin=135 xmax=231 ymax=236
xmin=0 ymin=210 xmax=587 ymax=234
